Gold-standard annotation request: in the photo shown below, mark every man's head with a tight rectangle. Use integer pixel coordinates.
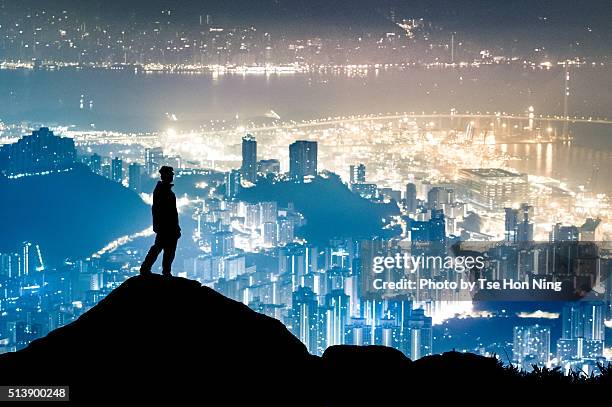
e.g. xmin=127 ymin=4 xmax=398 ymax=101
xmin=159 ymin=166 xmax=174 ymax=183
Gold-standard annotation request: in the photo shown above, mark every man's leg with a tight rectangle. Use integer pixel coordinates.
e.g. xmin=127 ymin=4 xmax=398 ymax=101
xmin=161 ymin=237 xmax=178 ymax=276
xmin=140 ymin=235 xmax=163 ymax=274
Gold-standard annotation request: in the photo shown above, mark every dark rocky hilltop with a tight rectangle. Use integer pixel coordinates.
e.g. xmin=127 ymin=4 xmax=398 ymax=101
xmin=0 ymin=275 xmax=607 ymax=404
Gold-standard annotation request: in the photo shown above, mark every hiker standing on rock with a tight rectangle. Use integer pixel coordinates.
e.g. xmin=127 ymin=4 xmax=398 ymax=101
xmin=140 ymin=166 xmax=181 ymax=276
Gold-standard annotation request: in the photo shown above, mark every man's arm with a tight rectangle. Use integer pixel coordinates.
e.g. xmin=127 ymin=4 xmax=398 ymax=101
xmin=173 ymin=194 xmax=181 ymax=237
xmin=152 ymin=187 xmax=161 ymax=233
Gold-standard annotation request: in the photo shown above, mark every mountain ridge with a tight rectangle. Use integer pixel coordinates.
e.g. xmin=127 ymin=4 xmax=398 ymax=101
xmin=0 ymin=275 xmax=608 ymax=403
xmin=0 ymin=165 xmax=150 ymax=265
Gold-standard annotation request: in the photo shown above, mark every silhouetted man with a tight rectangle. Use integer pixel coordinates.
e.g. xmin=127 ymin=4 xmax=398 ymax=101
xmin=140 ymin=166 xmax=181 ymax=276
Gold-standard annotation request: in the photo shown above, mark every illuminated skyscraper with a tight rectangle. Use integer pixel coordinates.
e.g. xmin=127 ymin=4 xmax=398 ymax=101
xmin=405 ymin=308 xmax=432 ymax=360
xmin=289 ymin=140 xmax=317 ymax=179
xmin=279 ymin=243 xmax=317 ymax=290
xmin=101 ymin=164 xmax=111 ymax=179
xmin=128 ymin=162 xmax=143 ymax=193
xmin=225 ymin=169 xmax=241 ymax=199
xmin=241 ymin=134 xmax=257 ymax=183
xmin=291 ymin=286 xmax=326 ymax=355
xmin=212 ymin=231 xmax=235 ymax=256
xmin=222 ymin=254 xmax=246 ymax=280
xmin=405 ymin=183 xmax=417 ymax=213
xmin=259 ymin=201 xmax=278 ymax=224
xmin=504 ymin=207 xmax=519 ymax=242
xmin=346 ymin=318 xmax=371 ymax=346
xmin=516 ymin=203 xmax=534 ymax=242
xmin=263 ymin=222 xmax=277 ymax=247
xmin=375 ymin=318 xmax=401 ymax=348
xmin=0 ymin=252 xmax=20 ymax=278
xmin=513 ymin=325 xmax=551 ymax=370
xmin=349 ymin=163 xmax=366 ymax=184
xmin=504 ymin=203 xmax=533 ymax=243
xmin=111 ymin=157 xmax=123 ymax=183
xmin=325 ymin=289 xmax=349 ymax=347
xmin=557 ymin=301 xmax=605 ymax=361
xmin=22 ymin=242 xmax=31 ymax=276
xmin=245 ymin=204 xmax=261 ymax=229
xmin=90 ymin=153 xmax=101 ymax=175
xmin=277 ymin=218 xmax=295 ymax=246
xmin=144 ymin=147 xmax=164 ymax=175
xmin=324 ymin=267 xmax=350 ymax=295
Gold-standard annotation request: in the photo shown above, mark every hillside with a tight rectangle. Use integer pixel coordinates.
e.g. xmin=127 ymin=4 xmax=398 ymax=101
xmin=0 ymin=165 xmax=149 ymax=264
xmin=0 ymin=275 xmax=316 ymax=403
xmin=239 ymin=173 xmax=400 ymax=245
xmin=0 ymin=275 xmax=607 ymax=404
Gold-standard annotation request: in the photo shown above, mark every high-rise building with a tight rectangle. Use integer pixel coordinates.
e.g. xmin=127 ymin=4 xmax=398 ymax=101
xmin=429 ymin=209 xmax=446 ymax=242
xmin=550 ymin=223 xmax=580 ymax=242
xmin=222 ymin=254 xmax=246 ymax=280
xmin=263 ymin=222 xmax=277 ymax=247
xmin=516 ymin=203 xmax=534 ymax=242
xmin=323 ymin=241 xmax=353 ymax=271
xmin=405 ymin=308 xmax=432 ymax=360
xmin=90 ymin=153 xmax=101 ymax=175
xmin=277 ymin=218 xmax=295 ymax=246
xmin=144 ymin=147 xmax=164 ymax=175
xmin=325 ymin=289 xmax=350 ymax=347
xmin=241 ymin=134 xmax=257 ymax=183
xmin=409 ymin=210 xmax=446 ymax=242
xmin=375 ymin=318 xmax=401 ymax=348
xmin=0 ymin=127 xmax=76 ymax=176
xmin=245 ymin=204 xmax=261 ymax=230
xmin=259 ymin=202 xmax=278 ymax=224
xmin=111 ymin=157 xmax=123 ymax=183
xmin=349 ymin=163 xmax=366 ymax=184
xmin=505 ymin=203 xmax=533 ymax=243
xmin=427 ymin=187 xmax=454 ymax=210
xmin=289 ymin=140 xmax=317 ymax=179
xmin=0 ymin=252 xmax=21 ymax=278
xmin=405 ymin=183 xmax=417 ymax=213
xmin=513 ymin=325 xmax=551 ymax=370
xmin=346 ymin=318 xmax=371 ymax=346
xmin=557 ymin=301 xmax=605 ymax=361
xmin=279 ymin=243 xmax=317 ymax=290
xmin=225 ymin=169 xmax=241 ymax=199
xmin=21 ymin=241 xmax=43 ymax=275
xmin=101 ymin=164 xmax=111 ymax=179
xmin=457 ymin=168 xmax=528 ymax=211
xmin=212 ymin=231 xmax=235 ymax=256
xmin=291 ymin=287 xmax=326 ymax=355
xmin=128 ymin=162 xmax=143 ymax=193
xmin=504 ymin=207 xmax=519 ymax=242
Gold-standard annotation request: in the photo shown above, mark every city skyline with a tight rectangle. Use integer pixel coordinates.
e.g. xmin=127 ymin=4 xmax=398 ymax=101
xmin=0 ymin=124 xmax=609 ymax=376
xmin=0 ymin=0 xmax=611 ymax=390
xmin=1 ymin=0 xmax=611 ymax=69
